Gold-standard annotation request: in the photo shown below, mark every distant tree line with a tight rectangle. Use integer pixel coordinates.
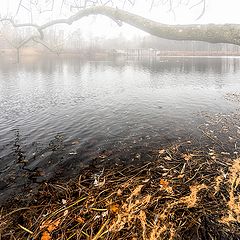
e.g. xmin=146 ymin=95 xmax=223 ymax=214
xmin=0 ymin=25 xmax=240 ymax=55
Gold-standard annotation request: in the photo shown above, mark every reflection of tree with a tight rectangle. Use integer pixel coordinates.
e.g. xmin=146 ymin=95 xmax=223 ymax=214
xmin=0 ymin=56 xmax=240 ymax=93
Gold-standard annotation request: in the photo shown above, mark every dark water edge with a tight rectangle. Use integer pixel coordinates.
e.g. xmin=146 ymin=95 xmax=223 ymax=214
xmin=1 ymin=56 xmax=240 ymax=204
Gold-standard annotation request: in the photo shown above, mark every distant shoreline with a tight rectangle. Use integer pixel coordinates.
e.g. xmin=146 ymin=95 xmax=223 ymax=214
xmin=1 ymin=48 xmax=240 ymax=58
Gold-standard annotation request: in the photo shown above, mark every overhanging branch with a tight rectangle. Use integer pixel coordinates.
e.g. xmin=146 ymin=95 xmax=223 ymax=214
xmin=1 ymin=5 xmax=240 ymax=47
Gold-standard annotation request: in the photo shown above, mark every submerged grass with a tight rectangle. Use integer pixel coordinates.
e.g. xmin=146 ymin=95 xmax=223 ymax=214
xmin=1 ymin=144 xmax=240 ymax=240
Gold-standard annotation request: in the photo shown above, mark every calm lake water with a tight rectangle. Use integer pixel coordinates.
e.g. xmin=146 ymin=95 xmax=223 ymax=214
xmin=0 ymin=56 xmax=240 ymax=199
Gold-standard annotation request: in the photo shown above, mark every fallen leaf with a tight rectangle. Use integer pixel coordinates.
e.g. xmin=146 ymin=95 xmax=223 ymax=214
xmin=160 ymin=179 xmax=172 ymax=193
xmin=47 ymin=219 xmax=61 ymax=232
xmin=164 ymin=156 xmax=171 ymax=161
xmin=160 ymin=179 xmax=169 ymax=188
xmin=178 ymin=174 xmax=185 ymax=179
xmin=117 ymin=189 xmax=123 ymax=196
xmin=41 ymin=231 xmax=51 ymax=240
xmin=110 ymin=204 xmax=120 ymax=214
xmin=158 ymin=149 xmax=165 ymax=154
xmin=76 ymin=217 xmax=85 ymax=224
xmin=183 ymin=154 xmax=192 ymax=161
xmin=40 ymin=219 xmax=60 ymax=233
xmin=130 ymin=185 xmax=144 ymax=198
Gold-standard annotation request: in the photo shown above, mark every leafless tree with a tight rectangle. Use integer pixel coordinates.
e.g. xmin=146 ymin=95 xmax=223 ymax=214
xmin=1 ymin=0 xmax=240 ymax=58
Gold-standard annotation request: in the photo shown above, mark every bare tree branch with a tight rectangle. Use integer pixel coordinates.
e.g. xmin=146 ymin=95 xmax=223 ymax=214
xmin=1 ymin=5 xmax=240 ymax=50
xmin=15 ymin=0 xmax=24 ymax=17
xmin=0 ymin=18 xmax=44 ymax=39
xmin=11 ymin=0 xmax=207 ymax=21
xmin=38 ymin=6 xmax=240 ymax=46
xmin=17 ymin=36 xmax=35 ymax=49
xmin=190 ymin=0 xmax=206 ymax=20
xmin=33 ymin=37 xmax=60 ymax=54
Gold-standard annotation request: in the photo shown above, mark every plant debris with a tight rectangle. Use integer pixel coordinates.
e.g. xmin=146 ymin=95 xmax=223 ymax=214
xmin=1 ymin=144 xmax=240 ymax=240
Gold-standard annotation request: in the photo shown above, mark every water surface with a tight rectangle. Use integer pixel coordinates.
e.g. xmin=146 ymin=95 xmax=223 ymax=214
xmin=0 ymin=56 xmax=240 ymax=199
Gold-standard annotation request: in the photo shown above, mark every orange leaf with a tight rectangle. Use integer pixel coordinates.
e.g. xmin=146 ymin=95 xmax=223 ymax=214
xmin=76 ymin=217 xmax=85 ymax=224
xmin=131 ymin=185 xmax=144 ymax=197
xmin=160 ymin=179 xmax=173 ymax=193
xmin=183 ymin=154 xmax=192 ymax=161
xmin=160 ymin=179 xmax=169 ymax=188
xmin=41 ymin=231 xmax=51 ymax=240
xmin=40 ymin=219 xmax=60 ymax=233
xmin=47 ymin=219 xmax=60 ymax=233
xmin=110 ymin=204 xmax=120 ymax=213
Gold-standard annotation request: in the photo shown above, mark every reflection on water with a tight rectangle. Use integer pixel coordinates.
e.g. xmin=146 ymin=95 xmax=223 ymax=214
xmin=0 ymin=56 xmax=240 ymax=197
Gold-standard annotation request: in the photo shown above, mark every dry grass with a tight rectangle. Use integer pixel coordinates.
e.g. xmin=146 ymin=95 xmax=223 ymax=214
xmin=1 ymin=145 xmax=240 ymax=240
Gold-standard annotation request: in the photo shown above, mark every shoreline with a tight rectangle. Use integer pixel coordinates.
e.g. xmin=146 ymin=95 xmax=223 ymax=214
xmin=1 ymin=49 xmax=240 ymax=59
xmin=1 ymin=144 xmax=240 ymax=240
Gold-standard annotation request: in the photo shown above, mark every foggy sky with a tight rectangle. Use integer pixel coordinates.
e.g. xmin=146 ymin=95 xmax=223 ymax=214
xmin=1 ymin=0 xmax=240 ymax=39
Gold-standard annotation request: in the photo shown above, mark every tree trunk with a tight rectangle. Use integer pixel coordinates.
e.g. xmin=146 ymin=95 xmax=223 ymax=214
xmin=16 ymin=48 xmax=20 ymax=63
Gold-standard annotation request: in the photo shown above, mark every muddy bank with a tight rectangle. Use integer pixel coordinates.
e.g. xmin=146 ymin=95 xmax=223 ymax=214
xmin=1 ymin=142 xmax=240 ymax=240
xmin=1 ymin=110 xmax=240 ymax=239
